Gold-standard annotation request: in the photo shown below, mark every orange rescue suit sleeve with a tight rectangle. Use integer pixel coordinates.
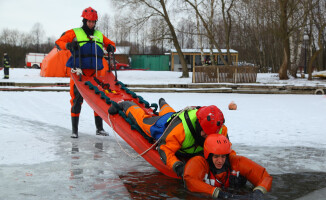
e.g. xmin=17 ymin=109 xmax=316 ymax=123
xmin=230 ymin=155 xmax=272 ymax=192
xmin=183 ymin=156 xmax=216 ymax=196
xmin=102 ymin=35 xmax=116 ymax=50
xmin=221 ymin=124 xmax=228 ymax=137
xmin=55 ymin=29 xmax=76 ymax=50
xmin=158 ymin=123 xmax=186 ymax=170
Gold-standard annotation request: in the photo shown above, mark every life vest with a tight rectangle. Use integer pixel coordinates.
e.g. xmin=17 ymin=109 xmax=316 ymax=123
xmin=150 ymin=112 xmax=174 ymax=140
xmin=178 ymin=109 xmax=224 ymax=154
xmin=178 ymin=109 xmax=203 ymax=154
xmin=66 ymin=28 xmax=104 ymax=70
xmin=204 ymin=171 xmax=230 ymax=189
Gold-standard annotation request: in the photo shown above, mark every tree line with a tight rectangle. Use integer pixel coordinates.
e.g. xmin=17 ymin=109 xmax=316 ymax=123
xmin=1 ymin=0 xmax=325 ymax=80
xmin=115 ymin=0 xmax=326 ymax=79
xmin=0 ymin=23 xmax=55 ymax=68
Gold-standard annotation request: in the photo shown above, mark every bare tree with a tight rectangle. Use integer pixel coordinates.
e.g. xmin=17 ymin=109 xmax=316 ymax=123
xmin=221 ymin=0 xmax=235 ymax=65
xmin=184 ymin=0 xmax=230 ymax=66
xmin=117 ymin=0 xmax=189 ymax=77
xmin=194 ymin=0 xmax=205 ymax=65
xmin=308 ymin=23 xmax=326 ymax=80
xmin=98 ymin=13 xmax=111 ymax=38
xmin=30 ymin=23 xmax=45 ymax=52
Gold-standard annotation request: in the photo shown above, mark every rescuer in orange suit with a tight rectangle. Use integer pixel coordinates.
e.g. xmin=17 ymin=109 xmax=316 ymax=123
xmin=55 ymin=7 xmax=116 ymax=138
xmin=183 ymin=134 xmax=272 ymax=199
xmin=108 ymin=98 xmax=235 ymax=177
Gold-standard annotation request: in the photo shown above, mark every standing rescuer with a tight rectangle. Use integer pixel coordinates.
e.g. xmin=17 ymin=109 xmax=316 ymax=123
xmin=3 ymin=53 xmax=10 ymax=79
xmin=183 ymin=134 xmax=272 ymax=199
xmin=55 ymin=7 xmax=116 ymax=138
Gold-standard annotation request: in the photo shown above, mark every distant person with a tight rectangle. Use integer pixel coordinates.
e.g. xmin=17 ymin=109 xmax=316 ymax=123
xmin=3 ymin=53 xmax=10 ymax=79
xmin=183 ymin=134 xmax=272 ymax=199
xmin=128 ymin=56 xmax=132 ymax=66
xmin=109 ymin=98 xmax=233 ymax=177
xmin=55 ymin=7 xmax=116 ymax=138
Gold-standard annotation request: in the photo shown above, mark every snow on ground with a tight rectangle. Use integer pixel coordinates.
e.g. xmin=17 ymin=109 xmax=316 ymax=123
xmin=3 ymin=68 xmax=326 ymax=86
xmin=1 ymin=69 xmax=326 ymax=168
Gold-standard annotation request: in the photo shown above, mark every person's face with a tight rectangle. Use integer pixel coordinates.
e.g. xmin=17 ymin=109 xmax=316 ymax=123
xmin=87 ymin=20 xmax=96 ymax=29
xmin=200 ymin=130 xmax=207 ymax=138
xmin=212 ymin=154 xmax=227 ymax=169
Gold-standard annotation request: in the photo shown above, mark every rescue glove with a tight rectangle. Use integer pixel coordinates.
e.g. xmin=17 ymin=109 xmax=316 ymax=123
xmin=173 ymin=161 xmax=185 ymax=177
xmin=107 ymin=44 xmax=115 ymax=53
xmin=66 ymin=41 xmax=79 ymax=51
xmin=243 ymin=190 xmax=265 ymax=200
xmin=71 ymin=68 xmax=83 ymax=76
xmin=213 ymin=188 xmax=236 ymax=199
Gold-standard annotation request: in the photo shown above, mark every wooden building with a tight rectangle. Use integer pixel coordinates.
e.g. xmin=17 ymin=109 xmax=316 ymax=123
xmin=170 ymin=49 xmax=238 ymax=71
xmin=114 ymin=46 xmax=131 ymax=64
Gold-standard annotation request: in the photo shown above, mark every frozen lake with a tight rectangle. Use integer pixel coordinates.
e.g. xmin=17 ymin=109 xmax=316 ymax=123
xmin=1 ymin=69 xmax=326 ymax=199
xmin=1 ymin=91 xmax=326 ymax=199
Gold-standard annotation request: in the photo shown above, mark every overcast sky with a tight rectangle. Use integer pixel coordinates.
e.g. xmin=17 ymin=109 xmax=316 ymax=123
xmin=0 ymin=0 xmax=115 ymax=40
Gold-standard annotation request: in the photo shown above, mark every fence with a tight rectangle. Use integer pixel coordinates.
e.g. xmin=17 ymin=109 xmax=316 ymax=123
xmin=192 ymin=65 xmax=258 ymax=83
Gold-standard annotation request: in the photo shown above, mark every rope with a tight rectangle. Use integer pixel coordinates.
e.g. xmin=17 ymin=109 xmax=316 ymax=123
xmin=108 ymin=115 xmax=141 ymax=158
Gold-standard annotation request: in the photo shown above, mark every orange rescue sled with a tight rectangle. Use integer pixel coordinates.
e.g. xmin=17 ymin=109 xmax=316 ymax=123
xmin=71 ymin=71 xmax=178 ymax=179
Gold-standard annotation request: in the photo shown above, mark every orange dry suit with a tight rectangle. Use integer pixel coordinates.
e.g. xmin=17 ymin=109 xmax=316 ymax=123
xmin=55 ymin=28 xmax=115 ymax=117
xmin=183 ymin=155 xmax=273 ymax=197
xmin=157 ymin=109 xmax=229 ymax=173
xmin=120 ymin=101 xmax=230 ymax=172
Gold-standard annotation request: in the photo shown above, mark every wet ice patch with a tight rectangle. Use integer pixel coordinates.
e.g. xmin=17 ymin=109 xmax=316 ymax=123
xmin=0 ymin=114 xmax=61 ymax=165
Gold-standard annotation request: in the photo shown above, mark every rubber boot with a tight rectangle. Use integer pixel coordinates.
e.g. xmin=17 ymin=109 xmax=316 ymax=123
xmin=108 ymin=103 xmax=122 ymax=115
xmin=71 ymin=116 xmax=79 ymax=138
xmin=95 ymin=116 xmax=109 ymax=136
xmin=159 ymin=98 xmax=167 ymax=109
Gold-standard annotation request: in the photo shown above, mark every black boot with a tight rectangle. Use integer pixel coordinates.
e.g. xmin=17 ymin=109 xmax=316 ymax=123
xmin=71 ymin=116 xmax=79 ymax=138
xmin=95 ymin=116 xmax=109 ymax=136
xmin=159 ymin=98 xmax=168 ymax=109
xmin=108 ymin=103 xmax=122 ymax=115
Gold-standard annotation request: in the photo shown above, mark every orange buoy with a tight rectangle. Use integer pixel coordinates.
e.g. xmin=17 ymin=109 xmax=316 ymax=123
xmin=228 ymin=101 xmax=237 ymax=110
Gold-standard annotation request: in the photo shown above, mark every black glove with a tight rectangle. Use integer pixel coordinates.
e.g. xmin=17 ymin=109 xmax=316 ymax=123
xmin=66 ymin=41 xmax=79 ymax=51
xmin=244 ymin=190 xmax=264 ymax=200
xmin=107 ymin=44 xmax=115 ymax=53
xmin=218 ymin=190 xmax=235 ymax=199
xmin=173 ymin=161 xmax=184 ymax=177
xmin=229 ymin=174 xmax=247 ymax=188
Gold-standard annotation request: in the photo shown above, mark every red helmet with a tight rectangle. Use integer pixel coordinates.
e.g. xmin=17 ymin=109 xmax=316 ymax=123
xmin=81 ymin=7 xmax=98 ymax=21
xmin=204 ymin=134 xmax=231 ymax=159
xmin=196 ymin=105 xmax=224 ymax=135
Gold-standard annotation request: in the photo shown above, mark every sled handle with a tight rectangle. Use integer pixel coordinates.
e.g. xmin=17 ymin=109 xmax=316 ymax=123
xmin=111 ymin=51 xmax=118 ymax=81
xmin=90 ymin=35 xmax=99 ymax=77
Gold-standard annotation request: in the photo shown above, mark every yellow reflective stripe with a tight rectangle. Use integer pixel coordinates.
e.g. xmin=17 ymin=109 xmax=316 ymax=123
xmin=73 ymin=28 xmax=103 ymax=49
xmin=218 ymin=127 xmax=223 ymax=134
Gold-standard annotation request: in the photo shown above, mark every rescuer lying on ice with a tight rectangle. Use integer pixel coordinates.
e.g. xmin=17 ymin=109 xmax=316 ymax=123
xmin=183 ymin=134 xmax=272 ymax=199
xmin=109 ymin=98 xmax=235 ymax=177
xmin=55 ymin=7 xmax=116 ymax=138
